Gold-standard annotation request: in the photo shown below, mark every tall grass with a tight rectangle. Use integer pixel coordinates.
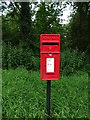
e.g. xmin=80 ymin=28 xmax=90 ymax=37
xmin=2 ymin=67 xmax=88 ymax=118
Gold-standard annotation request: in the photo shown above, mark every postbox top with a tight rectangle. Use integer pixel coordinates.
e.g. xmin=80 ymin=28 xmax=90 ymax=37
xmin=40 ymin=34 xmax=60 ymax=42
xmin=40 ymin=34 xmax=60 ymax=53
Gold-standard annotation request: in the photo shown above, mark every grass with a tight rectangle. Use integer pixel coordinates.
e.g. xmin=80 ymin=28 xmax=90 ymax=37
xmin=0 ymin=69 xmax=2 ymax=119
xmin=2 ymin=67 xmax=88 ymax=119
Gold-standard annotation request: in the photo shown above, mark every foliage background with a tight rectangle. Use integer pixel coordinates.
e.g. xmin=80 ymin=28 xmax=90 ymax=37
xmin=1 ymin=1 xmax=90 ymax=119
xmin=2 ymin=2 xmax=90 ymax=73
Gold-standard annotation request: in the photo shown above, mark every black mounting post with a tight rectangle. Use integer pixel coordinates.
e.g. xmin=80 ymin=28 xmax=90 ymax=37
xmin=46 ymin=80 xmax=51 ymax=120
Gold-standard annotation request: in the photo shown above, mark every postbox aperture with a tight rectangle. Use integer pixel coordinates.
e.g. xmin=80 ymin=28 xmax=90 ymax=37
xmin=40 ymin=34 xmax=60 ymax=80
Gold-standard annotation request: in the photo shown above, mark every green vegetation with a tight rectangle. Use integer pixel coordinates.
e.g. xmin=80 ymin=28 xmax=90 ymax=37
xmin=0 ymin=69 xmax=2 ymax=119
xmin=1 ymin=2 xmax=90 ymax=119
xmin=2 ymin=2 xmax=90 ymax=71
xmin=2 ymin=42 xmax=86 ymax=74
xmin=2 ymin=67 xmax=88 ymax=118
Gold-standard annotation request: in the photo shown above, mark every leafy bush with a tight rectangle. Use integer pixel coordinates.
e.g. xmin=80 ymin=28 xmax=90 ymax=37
xmin=61 ymin=48 xmax=85 ymax=75
xmin=2 ymin=42 xmax=86 ymax=75
xmin=2 ymin=42 xmax=39 ymax=70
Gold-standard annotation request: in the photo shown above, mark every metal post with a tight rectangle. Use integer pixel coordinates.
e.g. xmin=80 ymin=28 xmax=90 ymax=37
xmin=46 ymin=80 xmax=51 ymax=120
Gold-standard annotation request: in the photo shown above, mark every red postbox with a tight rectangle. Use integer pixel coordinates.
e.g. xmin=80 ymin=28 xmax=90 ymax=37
xmin=40 ymin=34 xmax=60 ymax=80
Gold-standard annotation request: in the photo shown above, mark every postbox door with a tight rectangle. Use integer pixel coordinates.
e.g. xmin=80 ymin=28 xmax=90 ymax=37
xmin=40 ymin=53 xmax=60 ymax=80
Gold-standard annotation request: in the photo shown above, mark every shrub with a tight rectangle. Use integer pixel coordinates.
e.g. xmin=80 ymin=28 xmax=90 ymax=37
xmin=61 ymin=48 xmax=85 ymax=75
xmin=2 ymin=42 xmax=86 ymax=75
xmin=2 ymin=42 xmax=39 ymax=70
